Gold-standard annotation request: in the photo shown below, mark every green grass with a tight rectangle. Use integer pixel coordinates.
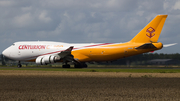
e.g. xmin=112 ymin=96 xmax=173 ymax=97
xmin=0 ymin=67 xmax=180 ymax=73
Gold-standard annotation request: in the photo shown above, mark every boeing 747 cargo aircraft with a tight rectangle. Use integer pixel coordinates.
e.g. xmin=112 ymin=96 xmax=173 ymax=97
xmin=2 ymin=15 xmax=171 ymax=68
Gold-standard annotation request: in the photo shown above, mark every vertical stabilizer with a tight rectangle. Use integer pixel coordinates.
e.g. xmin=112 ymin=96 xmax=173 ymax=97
xmin=130 ymin=15 xmax=168 ymax=43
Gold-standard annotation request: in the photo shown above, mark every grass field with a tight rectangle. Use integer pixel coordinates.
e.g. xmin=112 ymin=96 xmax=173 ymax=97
xmin=0 ymin=70 xmax=180 ymax=101
xmin=1 ymin=66 xmax=180 ymax=73
xmin=1 ymin=66 xmax=180 ymax=100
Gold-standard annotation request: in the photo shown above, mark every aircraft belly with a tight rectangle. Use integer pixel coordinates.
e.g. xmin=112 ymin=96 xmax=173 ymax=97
xmin=73 ymin=47 xmax=127 ymax=62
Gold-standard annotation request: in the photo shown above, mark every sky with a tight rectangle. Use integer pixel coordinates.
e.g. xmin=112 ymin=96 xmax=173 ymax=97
xmin=0 ymin=0 xmax=180 ymax=53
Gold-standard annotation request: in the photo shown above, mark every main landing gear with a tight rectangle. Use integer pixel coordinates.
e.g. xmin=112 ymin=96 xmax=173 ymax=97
xmin=62 ymin=62 xmax=88 ymax=68
xmin=62 ymin=64 xmax=70 ymax=68
xmin=62 ymin=62 xmax=70 ymax=68
xmin=17 ymin=61 xmax=22 ymax=68
xmin=74 ymin=63 xmax=87 ymax=68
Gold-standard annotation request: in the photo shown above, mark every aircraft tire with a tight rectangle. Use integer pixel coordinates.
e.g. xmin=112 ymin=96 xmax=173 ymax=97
xmin=74 ymin=64 xmax=82 ymax=68
xmin=62 ymin=64 xmax=70 ymax=68
xmin=74 ymin=63 xmax=87 ymax=68
xmin=82 ymin=63 xmax=87 ymax=68
xmin=18 ymin=64 xmax=22 ymax=68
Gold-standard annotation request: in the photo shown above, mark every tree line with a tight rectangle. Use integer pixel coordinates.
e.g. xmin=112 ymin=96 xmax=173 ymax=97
xmin=129 ymin=53 xmax=180 ymax=61
xmin=1 ymin=53 xmax=180 ymax=65
xmin=109 ymin=53 xmax=180 ymax=65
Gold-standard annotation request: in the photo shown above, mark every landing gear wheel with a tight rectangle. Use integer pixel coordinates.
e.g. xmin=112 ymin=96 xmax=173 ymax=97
xmin=74 ymin=64 xmax=81 ymax=68
xmin=62 ymin=64 xmax=70 ymax=68
xmin=18 ymin=64 xmax=22 ymax=68
xmin=82 ymin=63 xmax=87 ymax=68
xmin=17 ymin=61 xmax=22 ymax=68
xmin=74 ymin=63 xmax=87 ymax=68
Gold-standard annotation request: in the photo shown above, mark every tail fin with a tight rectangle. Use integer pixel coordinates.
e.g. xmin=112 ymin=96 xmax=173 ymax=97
xmin=130 ymin=15 xmax=168 ymax=43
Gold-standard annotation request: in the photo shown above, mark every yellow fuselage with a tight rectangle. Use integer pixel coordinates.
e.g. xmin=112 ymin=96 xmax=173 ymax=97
xmin=72 ymin=42 xmax=163 ymax=62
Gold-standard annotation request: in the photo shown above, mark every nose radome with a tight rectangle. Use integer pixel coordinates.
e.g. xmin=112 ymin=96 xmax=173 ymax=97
xmin=2 ymin=49 xmax=9 ymax=57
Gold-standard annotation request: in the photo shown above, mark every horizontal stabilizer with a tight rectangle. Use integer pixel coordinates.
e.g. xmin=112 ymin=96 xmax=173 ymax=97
xmin=135 ymin=43 xmax=156 ymax=49
xmin=163 ymin=43 xmax=177 ymax=47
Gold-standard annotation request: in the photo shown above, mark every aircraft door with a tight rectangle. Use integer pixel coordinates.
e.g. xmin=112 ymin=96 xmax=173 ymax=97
xmin=18 ymin=50 xmax=21 ymax=55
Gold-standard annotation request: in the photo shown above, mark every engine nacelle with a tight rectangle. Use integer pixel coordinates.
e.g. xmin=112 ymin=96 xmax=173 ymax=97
xmin=35 ymin=55 xmax=60 ymax=65
xmin=36 ymin=56 xmax=45 ymax=65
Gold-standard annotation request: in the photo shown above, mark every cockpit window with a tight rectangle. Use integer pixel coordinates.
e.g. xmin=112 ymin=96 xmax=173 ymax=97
xmin=12 ymin=44 xmax=15 ymax=46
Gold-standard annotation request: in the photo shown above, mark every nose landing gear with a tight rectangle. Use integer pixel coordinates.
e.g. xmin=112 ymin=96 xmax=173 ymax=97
xmin=17 ymin=61 xmax=22 ymax=68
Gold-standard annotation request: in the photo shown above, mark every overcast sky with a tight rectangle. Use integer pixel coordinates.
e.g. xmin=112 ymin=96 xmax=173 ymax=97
xmin=0 ymin=0 xmax=180 ymax=53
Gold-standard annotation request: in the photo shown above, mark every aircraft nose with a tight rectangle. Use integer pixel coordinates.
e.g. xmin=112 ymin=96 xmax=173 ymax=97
xmin=2 ymin=49 xmax=9 ymax=57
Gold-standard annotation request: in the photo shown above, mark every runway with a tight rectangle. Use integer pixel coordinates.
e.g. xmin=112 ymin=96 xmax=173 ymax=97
xmin=0 ymin=70 xmax=180 ymax=101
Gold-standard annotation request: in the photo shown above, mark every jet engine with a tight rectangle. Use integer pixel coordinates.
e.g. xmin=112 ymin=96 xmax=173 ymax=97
xmin=35 ymin=55 xmax=60 ymax=65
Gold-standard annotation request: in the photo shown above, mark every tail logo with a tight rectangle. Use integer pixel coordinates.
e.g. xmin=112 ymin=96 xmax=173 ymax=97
xmin=146 ymin=27 xmax=155 ymax=38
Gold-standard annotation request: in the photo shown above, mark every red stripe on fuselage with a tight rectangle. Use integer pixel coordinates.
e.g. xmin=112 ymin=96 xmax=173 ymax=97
xmin=23 ymin=43 xmax=113 ymax=60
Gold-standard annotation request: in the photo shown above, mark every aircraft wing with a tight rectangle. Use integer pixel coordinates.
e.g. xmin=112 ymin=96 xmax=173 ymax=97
xmin=58 ymin=46 xmax=73 ymax=58
xmin=58 ymin=46 xmax=75 ymax=62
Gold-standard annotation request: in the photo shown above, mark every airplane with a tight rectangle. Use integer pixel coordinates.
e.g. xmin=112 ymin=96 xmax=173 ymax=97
xmin=2 ymin=15 xmax=172 ymax=68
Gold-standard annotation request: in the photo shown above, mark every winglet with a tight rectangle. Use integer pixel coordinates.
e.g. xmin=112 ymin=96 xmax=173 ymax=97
xmin=65 ymin=46 xmax=74 ymax=52
xmin=130 ymin=15 xmax=168 ymax=43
